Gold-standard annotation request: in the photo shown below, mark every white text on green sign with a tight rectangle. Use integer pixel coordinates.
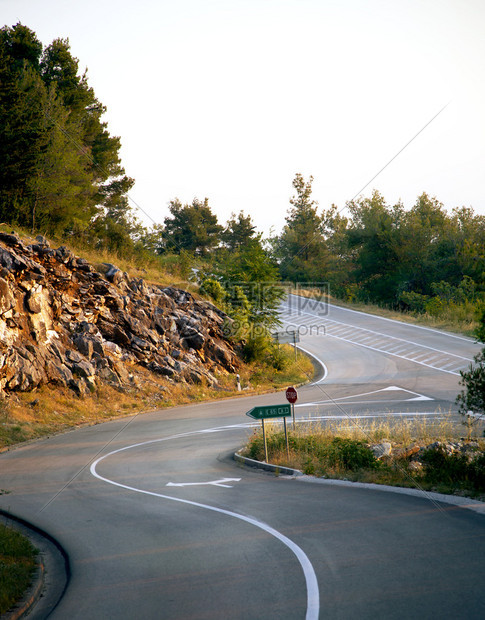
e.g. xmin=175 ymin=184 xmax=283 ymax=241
xmin=246 ymin=404 xmax=292 ymax=420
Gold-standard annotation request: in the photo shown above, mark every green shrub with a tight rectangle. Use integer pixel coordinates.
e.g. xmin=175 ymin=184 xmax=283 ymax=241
xmin=420 ymin=446 xmax=485 ymax=491
xmin=303 ymin=458 xmax=316 ymax=475
xmin=199 ymin=278 xmax=226 ymax=303
xmin=242 ymin=331 xmax=273 ymax=362
xmin=470 ymin=452 xmax=485 ymax=489
xmin=327 ymin=437 xmax=379 ymax=471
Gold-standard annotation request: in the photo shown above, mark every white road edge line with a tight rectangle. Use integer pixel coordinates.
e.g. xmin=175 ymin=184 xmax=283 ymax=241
xmin=287 ymin=300 xmax=473 ymax=362
xmin=288 ymin=295 xmax=475 ymax=343
xmin=295 ymin=344 xmax=328 ymax=384
xmin=283 ymin=304 xmax=474 ymax=362
xmin=90 ymin=429 xmax=320 ymax=620
xmin=324 ymin=334 xmax=462 ymax=375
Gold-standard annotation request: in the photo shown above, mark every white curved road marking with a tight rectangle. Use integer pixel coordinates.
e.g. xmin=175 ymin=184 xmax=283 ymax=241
xmin=295 ymin=344 xmax=328 ymax=383
xmin=289 ymin=295 xmax=475 ymax=343
xmin=90 ymin=426 xmax=320 ymax=620
xmin=282 ymin=301 xmax=474 ymax=376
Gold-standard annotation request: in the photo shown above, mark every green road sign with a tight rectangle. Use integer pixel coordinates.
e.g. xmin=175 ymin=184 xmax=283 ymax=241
xmin=246 ymin=404 xmax=292 ymax=420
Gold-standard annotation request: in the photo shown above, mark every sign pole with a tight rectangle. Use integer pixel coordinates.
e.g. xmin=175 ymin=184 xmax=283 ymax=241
xmin=292 ymin=402 xmax=295 ymax=427
xmin=283 ymin=416 xmax=289 ymax=460
xmin=262 ymin=418 xmax=268 ymax=462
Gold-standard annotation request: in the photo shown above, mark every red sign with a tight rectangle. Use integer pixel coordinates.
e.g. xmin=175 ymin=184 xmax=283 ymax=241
xmin=285 ymin=386 xmax=298 ymax=404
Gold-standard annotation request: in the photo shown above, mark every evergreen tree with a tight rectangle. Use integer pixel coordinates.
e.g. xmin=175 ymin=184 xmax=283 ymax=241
xmin=276 ymin=174 xmax=333 ymax=283
xmin=456 ymin=313 xmax=485 ymax=437
xmin=221 ymin=211 xmax=256 ymax=251
xmin=0 ymin=25 xmax=46 ymax=222
xmin=346 ymin=191 xmax=403 ymax=304
xmin=0 ymin=23 xmax=135 ymax=241
xmin=162 ymin=198 xmax=222 ymax=256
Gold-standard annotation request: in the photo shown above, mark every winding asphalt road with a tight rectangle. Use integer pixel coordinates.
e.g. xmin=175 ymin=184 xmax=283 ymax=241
xmin=1 ymin=299 xmax=484 ymax=619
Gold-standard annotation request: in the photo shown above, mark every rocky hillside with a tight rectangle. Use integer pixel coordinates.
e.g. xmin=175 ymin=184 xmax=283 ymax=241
xmin=0 ymin=231 xmax=240 ymax=397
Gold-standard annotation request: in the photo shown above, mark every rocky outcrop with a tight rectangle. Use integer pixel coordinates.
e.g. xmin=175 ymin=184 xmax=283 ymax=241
xmin=0 ymin=231 xmax=239 ymax=396
xmin=372 ymin=439 xmax=483 ymax=466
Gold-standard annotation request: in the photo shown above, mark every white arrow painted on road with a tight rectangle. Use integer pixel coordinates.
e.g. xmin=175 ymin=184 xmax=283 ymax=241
xmin=166 ymin=478 xmax=241 ymax=488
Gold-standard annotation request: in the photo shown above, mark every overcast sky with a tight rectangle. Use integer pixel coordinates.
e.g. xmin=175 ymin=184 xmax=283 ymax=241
xmin=2 ymin=0 xmax=485 ymax=234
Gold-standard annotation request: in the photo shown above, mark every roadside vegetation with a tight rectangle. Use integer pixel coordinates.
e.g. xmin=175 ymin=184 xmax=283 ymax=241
xmin=0 ymin=523 xmax=38 ymax=615
xmin=243 ymin=416 xmax=485 ymax=499
xmin=243 ymin=314 xmax=485 ymax=499
xmin=316 ymin=293 xmax=479 ymax=338
xmin=0 ymin=348 xmax=313 ymax=451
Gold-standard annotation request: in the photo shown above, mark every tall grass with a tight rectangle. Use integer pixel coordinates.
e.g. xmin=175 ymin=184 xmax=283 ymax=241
xmin=243 ymin=415 xmax=485 ymax=496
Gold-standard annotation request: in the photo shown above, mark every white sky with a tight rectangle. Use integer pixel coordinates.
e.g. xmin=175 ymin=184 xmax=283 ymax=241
xmin=2 ymin=0 xmax=485 ymax=234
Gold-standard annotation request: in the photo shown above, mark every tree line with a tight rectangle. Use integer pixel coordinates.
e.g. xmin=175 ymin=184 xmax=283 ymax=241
xmin=2 ymin=24 xmax=484 ymax=333
xmin=273 ymin=175 xmax=485 ymax=319
xmin=0 ymin=23 xmax=138 ymax=252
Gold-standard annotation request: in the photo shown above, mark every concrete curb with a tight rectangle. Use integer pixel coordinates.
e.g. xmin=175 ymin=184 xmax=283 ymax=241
xmin=234 ymin=450 xmax=303 ymax=477
xmin=233 ymin=452 xmax=485 ymax=516
xmin=1 ymin=511 xmax=70 ymax=619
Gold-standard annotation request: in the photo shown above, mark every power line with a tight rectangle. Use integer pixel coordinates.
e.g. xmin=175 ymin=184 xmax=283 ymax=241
xmin=280 ymin=101 xmax=452 ymax=269
xmin=347 ymin=101 xmax=451 ymax=206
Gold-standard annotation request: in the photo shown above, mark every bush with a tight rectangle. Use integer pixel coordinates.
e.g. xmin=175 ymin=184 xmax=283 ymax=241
xmin=242 ymin=331 xmax=273 ymax=362
xmin=420 ymin=447 xmax=469 ymax=484
xmin=399 ymin=290 xmax=429 ymax=313
xmin=199 ymin=278 xmax=226 ymax=303
xmin=327 ymin=437 xmax=379 ymax=471
xmin=420 ymin=446 xmax=485 ymax=491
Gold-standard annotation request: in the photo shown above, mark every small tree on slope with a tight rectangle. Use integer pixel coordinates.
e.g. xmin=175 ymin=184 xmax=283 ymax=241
xmin=456 ymin=310 xmax=485 ymax=437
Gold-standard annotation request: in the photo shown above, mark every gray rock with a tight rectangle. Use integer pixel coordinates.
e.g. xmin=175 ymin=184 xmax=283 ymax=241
xmin=0 ymin=246 xmax=28 ymax=272
xmin=0 ymin=234 xmax=240 ymax=396
xmin=0 ymin=277 xmax=16 ymax=315
xmin=66 ymin=350 xmax=84 ymax=364
xmin=71 ymin=360 xmax=96 ymax=379
xmin=181 ymin=327 xmax=205 ymax=350
xmin=46 ymin=360 xmax=74 ymax=386
xmin=0 ymin=231 xmax=22 ymax=246
xmin=371 ymin=442 xmax=392 ymax=459
xmin=74 ymin=335 xmax=94 ymax=359
xmin=25 ymin=288 xmax=42 ymax=313
xmin=104 ymin=263 xmax=125 ymax=286
xmin=69 ymin=378 xmax=90 ymax=397
xmin=35 ymin=235 xmax=50 ymax=248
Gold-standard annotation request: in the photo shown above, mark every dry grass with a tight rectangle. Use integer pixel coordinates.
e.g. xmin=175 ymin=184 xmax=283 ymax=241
xmin=0 ymin=347 xmax=314 ymax=451
xmin=4 ymin=225 xmax=195 ymax=289
xmin=243 ymin=415 xmax=485 ymax=497
xmin=328 ymin=297 xmax=478 ymax=337
xmin=244 ymin=414 xmax=485 ymax=474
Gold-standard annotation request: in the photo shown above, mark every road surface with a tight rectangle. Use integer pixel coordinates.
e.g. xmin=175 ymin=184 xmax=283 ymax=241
xmin=1 ymin=298 xmax=484 ymax=619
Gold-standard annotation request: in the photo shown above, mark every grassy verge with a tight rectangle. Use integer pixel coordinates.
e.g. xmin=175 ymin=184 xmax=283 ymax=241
xmin=0 ymin=347 xmax=314 ymax=451
xmin=0 ymin=523 xmax=38 ymax=615
xmin=242 ymin=417 xmax=485 ymax=499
